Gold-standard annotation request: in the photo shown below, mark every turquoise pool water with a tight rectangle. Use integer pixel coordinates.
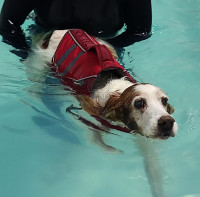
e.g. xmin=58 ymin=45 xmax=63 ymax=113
xmin=0 ymin=0 xmax=200 ymax=197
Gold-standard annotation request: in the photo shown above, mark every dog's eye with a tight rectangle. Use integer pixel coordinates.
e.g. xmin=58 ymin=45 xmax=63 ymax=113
xmin=161 ymin=97 xmax=168 ymax=106
xmin=134 ymin=99 xmax=145 ymax=109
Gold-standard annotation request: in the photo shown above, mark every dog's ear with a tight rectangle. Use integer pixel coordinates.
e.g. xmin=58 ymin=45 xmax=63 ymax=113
xmin=100 ymin=93 xmax=122 ymax=117
xmin=167 ymin=103 xmax=175 ymax=114
xmin=76 ymin=95 xmax=100 ymax=116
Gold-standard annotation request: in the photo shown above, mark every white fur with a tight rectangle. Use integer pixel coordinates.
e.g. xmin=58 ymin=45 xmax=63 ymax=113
xmin=92 ymin=77 xmax=133 ymax=107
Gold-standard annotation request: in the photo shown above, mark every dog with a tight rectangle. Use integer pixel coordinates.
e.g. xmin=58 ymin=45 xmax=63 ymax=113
xmin=25 ymin=29 xmax=178 ymax=140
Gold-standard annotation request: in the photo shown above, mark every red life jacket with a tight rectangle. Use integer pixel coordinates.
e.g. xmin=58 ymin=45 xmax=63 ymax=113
xmin=52 ymin=29 xmax=135 ymax=96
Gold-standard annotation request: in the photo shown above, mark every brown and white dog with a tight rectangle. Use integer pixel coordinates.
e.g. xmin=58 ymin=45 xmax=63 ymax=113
xmin=25 ymin=29 xmax=178 ymax=140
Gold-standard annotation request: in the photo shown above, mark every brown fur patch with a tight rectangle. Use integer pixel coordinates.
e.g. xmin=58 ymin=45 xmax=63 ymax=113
xmin=76 ymin=95 xmax=101 ymax=116
xmin=41 ymin=39 xmax=51 ymax=49
xmin=100 ymin=84 xmax=142 ymax=130
xmin=100 ymin=92 xmax=121 ymax=119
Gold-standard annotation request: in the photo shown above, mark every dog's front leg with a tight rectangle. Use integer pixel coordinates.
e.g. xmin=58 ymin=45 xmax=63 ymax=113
xmin=135 ymin=136 xmax=166 ymax=197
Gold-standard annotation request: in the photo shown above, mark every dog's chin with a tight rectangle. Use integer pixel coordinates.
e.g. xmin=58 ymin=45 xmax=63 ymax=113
xmin=137 ymin=127 xmax=177 ymax=140
xmin=153 ymin=132 xmax=175 ymax=140
xmin=140 ymin=133 xmax=174 ymax=140
xmin=152 ymin=129 xmax=177 ymax=140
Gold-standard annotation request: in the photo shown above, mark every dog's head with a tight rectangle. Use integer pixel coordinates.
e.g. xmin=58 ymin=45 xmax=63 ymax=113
xmin=101 ymin=83 xmax=178 ymax=139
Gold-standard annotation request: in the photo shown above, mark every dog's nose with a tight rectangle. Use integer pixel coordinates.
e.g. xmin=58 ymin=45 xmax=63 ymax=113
xmin=158 ymin=116 xmax=175 ymax=137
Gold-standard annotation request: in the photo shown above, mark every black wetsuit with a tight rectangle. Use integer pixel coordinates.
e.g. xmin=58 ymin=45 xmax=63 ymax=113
xmin=0 ymin=0 xmax=152 ymax=50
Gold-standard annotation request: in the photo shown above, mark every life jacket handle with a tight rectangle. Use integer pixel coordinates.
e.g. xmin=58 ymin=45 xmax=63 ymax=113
xmin=69 ymin=29 xmax=115 ymax=65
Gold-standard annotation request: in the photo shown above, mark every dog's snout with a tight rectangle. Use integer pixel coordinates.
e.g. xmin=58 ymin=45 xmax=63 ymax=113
xmin=158 ymin=116 xmax=175 ymax=137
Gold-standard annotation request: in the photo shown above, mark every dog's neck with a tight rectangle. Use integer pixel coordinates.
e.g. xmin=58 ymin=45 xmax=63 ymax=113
xmin=92 ymin=77 xmax=134 ymax=107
